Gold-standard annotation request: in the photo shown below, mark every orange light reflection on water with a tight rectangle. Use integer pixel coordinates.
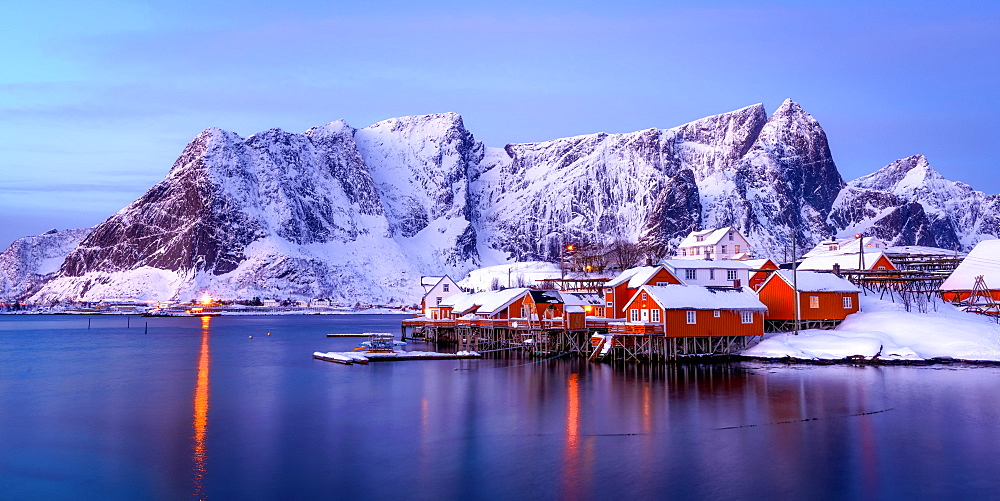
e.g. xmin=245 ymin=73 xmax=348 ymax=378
xmin=561 ymin=373 xmax=581 ymax=499
xmin=193 ymin=315 xmax=211 ymax=499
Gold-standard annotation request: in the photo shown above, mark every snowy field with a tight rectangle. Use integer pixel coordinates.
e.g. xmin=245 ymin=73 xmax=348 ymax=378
xmin=743 ymin=295 xmax=1000 ymax=362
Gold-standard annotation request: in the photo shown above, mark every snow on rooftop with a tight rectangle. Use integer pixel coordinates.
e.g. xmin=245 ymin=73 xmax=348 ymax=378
xmin=768 ymin=270 xmax=861 ymax=293
xmin=421 ymin=276 xmax=444 ymax=287
xmin=743 ymin=295 xmax=1000 ymax=362
xmin=605 ymin=266 xmax=651 ymax=287
xmin=677 ymin=227 xmax=736 ymax=248
xmin=626 ymin=266 xmax=666 ymax=289
xmin=940 ymin=239 xmax=1000 ymax=291
xmin=802 ymin=236 xmax=886 ymax=258
xmin=474 ymin=288 xmax=530 ymax=315
xmin=638 ymin=285 xmax=766 ymax=310
xmin=562 ymin=291 xmax=602 ymax=306
xmin=742 ymin=258 xmax=775 ymax=270
xmin=457 ymin=262 xmax=560 ymax=291
xmin=797 ymin=252 xmax=889 ymax=271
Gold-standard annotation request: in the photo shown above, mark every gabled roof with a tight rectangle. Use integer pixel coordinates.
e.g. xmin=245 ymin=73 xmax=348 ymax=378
xmin=421 ymin=276 xmax=444 ymax=287
xmin=605 ymin=266 xmax=660 ymax=288
xmin=677 ymin=227 xmax=737 ymax=248
xmin=562 ymin=292 xmax=603 ymax=307
xmin=763 ymin=270 xmax=861 ymax=293
xmin=797 ymin=252 xmax=891 ymax=271
xmin=439 ymin=288 xmax=531 ymax=316
xmin=626 ymin=285 xmax=766 ymax=311
xmin=940 ymin=239 xmax=1000 ymax=291
xmin=743 ymin=258 xmax=777 ymax=270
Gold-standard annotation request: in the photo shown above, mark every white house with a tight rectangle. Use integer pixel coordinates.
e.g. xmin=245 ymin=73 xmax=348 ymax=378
xmin=675 ymin=227 xmax=751 ymax=260
xmin=420 ymin=276 xmax=462 ymax=316
xmin=660 ymin=259 xmax=752 ymax=288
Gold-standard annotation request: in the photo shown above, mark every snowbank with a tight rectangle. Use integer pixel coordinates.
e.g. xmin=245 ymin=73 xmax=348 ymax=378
xmin=743 ymin=295 xmax=1000 ymax=362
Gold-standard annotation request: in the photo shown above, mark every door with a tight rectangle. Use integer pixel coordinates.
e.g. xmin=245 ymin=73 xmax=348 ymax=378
xmin=641 ymin=309 xmax=649 ymax=322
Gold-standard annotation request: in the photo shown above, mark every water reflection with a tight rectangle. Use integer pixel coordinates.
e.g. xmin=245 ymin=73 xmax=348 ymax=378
xmin=561 ymin=372 xmax=582 ymax=500
xmin=192 ymin=316 xmax=211 ymax=499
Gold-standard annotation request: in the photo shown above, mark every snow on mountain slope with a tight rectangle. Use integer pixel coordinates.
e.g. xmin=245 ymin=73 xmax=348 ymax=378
xmin=9 ymin=102 xmax=999 ymax=305
xmin=828 ymin=155 xmax=1000 ymax=249
xmin=0 ymin=228 xmax=92 ymax=299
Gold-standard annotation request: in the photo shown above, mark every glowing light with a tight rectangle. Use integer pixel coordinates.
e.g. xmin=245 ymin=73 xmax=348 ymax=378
xmin=200 ymin=295 xmax=213 ymax=305
xmin=584 ymin=305 xmax=593 ymax=312
xmin=855 ymin=233 xmax=863 ymax=239
xmin=566 ymin=244 xmax=575 ymax=251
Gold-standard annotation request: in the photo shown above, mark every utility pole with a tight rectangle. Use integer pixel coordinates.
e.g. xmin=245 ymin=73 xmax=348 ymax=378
xmin=857 ymin=233 xmax=864 ymax=270
xmin=793 ymin=230 xmax=800 ymax=336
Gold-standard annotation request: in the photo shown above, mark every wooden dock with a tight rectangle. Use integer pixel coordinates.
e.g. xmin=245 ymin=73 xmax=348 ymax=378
xmin=313 ymin=350 xmax=482 ymax=365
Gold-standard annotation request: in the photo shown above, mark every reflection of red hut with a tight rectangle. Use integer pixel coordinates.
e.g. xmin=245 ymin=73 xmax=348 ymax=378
xmin=743 ymin=258 xmax=779 ymax=290
xmin=757 ymin=270 xmax=861 ymax=330
xmin=603 ymin=265 xmax=682 ymax=319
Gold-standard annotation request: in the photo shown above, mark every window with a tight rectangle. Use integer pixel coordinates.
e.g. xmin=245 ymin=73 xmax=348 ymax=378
xmin=436 ymin=296 xmax=442 ymax=305
xmin=734 ymin=245 xmax=741 ymax=253
xmin=696 ymin=235 xmax=705 ymax=242
xmin=651 ymin=309 xmax=661 ymax=322
xmin=443 ymin=283 xmax=449 ymax=292
xmin=877 ymin=266 xmax=886 ymax=270
xmin=685 ymin=269 xmax=697 ymax=280
xmin=741 ymin=311 xmax=754 ymax=324
xmin=656 ymin=282 xmax=670 ymax=286
xmin=721 ymin=245 xmax=727 ymax=254
xmin=682 ymin=249 xmax=687 ymax=256
xmin=728 ymin=231 xmax=734 ymax=241
xmin=727 ymin=270 xmax=738 ymax=281
xmin=810 ymin=296 xmax=819 ymax=309
xmin=606 ymin=288 xmax=613 ymax=295
xmin=686 ymin=310 xmax=697 ymax=324
xmin=630 ymin=309 xmax=639 ymax=322
xmin=843 ymin=296 xmax=853 ymax=309
xmin=828 ymin=245 xmax=838 ymax=251
xmin=714 ymin=310 xmax=720 ymax=317
xmin=641 ymin=292 xmax=647 ymax=301
xmin=709 ymin=269 xmax=715 ymax=280
xmin=606 ymin=301 xmax=613 ymax=308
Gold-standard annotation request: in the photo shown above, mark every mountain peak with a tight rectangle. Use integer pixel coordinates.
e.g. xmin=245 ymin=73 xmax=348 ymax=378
xmin=851 ymin=154 xmax=941 ymax=192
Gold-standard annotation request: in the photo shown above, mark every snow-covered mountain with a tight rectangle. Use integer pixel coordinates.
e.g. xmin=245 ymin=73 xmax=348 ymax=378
xmin=6 ymin=101 xmax=998 ymax=305
xmin=827 ymin=154 xmax=1000 ymax=249
xmin=0 ymin=228 xmax=92 ymax=300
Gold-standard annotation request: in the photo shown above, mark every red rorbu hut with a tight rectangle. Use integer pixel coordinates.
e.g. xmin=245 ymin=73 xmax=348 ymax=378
xmin=756 ymin=270 xmax=861 ymax=330
xmin=603 ymin=265 xmax=682 ymax=319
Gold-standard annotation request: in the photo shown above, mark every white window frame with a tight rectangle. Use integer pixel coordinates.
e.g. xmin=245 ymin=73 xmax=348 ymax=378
xmin=810 ymin=296 xmax=820 ymax=309
xmin=686 ymin=310 xmax=696 ymax=324
xmin=606 ymin=301 xmax=613 ymax=308
xmin=443 ymin=283 xmax=450 ymax=292
xmin=709 ymin=269 xmax=715 ymax=280
xmin=843 ymin=296 xmax=853 ymax=309
xmin=651 ymin=309 xmax=661 ymax=322
xmin=436 ymin=296 xmax=442 ymax=305
xmin=630 ymin=309 xmax=639 ymax=322
xmin=713 ymin=310 xmax=720 ymax=318
xmin=685 ymin=269 xmax=697 ymax=281
xmin=641 ymin=292 xmax=647 ymax=301
xmin=727 ymin=270 xmax=738 ymax=281
xmin=741 ymin=311 xmax=753 ymax=324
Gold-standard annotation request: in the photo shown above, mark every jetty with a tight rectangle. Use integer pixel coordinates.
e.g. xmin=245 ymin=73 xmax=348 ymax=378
xmin=314 ymin=332 xmax=481 ymax=365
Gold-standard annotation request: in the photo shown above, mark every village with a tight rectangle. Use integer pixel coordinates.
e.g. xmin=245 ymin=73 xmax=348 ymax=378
xmin=402 ymin=227 xmax=1000 ymax=363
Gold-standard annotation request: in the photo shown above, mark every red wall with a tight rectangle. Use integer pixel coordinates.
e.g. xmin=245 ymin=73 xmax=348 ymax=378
xmin=757 ymin=276 xmax=859 ymax=320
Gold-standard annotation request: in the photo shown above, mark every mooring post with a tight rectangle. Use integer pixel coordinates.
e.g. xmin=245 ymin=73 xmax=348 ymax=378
xmin=88 ymin=318 xmax=91 ymax=329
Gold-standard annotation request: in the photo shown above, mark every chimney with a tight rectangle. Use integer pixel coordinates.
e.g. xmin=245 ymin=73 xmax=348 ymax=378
xmin=832 ymin=263 xmax=841 ymax=278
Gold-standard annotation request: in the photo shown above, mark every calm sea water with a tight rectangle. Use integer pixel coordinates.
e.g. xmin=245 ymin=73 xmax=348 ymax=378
xmin=2 ymin=314 xmax=999 ymax=500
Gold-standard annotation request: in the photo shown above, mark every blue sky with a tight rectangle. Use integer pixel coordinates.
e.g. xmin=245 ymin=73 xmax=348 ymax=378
xmin=2 ymin=1 xmax=998 ymax=247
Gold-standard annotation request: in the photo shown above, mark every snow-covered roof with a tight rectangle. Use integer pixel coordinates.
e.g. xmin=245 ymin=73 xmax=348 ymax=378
xmin=474 ymin=288 xmax=530 ymax=316
xmin=677 ymin=227 xmax=737 ymax=248
xmin=440 ymin=288 xmax=531 ymax=315
xmin=885 ymin=245 xmax=965 ymax=258
xmin=940 ymin=239 xmax=1000 ymax=291
xmin=766 ymin=270 xmax=861 ymax=293
xmin=421 ymin=276 xmax=444 ymax=287
xmin=605 ymin=266 xmax=657 ymax=287
xmin=802 ymin=236 xmax=886 ymax=258
xmin=562 ymin=292 xmax=603 ymax=306
xmin=661 ymin=259 xmax=752 ymax=270
xmin=635 ymin=285 xmax=767 ymax=311
xmin=797 ymin=252 xmax=890 ymax=271
xmin=742 ymin=258 xmax=777 ymax=270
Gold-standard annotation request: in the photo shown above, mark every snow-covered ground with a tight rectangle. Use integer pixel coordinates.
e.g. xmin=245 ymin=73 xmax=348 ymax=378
xmin=743 ymin=295 xmax=1000 ymax=362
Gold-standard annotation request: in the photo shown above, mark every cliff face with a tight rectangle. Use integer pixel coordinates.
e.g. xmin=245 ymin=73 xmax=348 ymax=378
xmin=828 ymin=154 xmax=1000 ymax=249
xmin=9 ymin=103 xmax=996 ymax=304
xmin=0 ymin=228 xmax=92 ymax=300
